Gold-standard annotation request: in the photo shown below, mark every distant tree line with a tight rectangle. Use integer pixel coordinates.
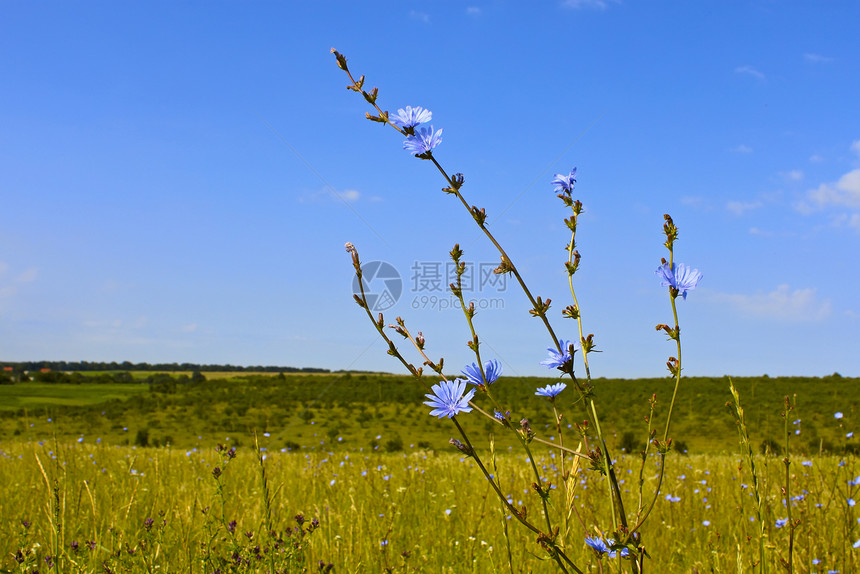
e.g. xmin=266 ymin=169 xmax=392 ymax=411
xmin=0 ymin=361 xmax=330 ymax=374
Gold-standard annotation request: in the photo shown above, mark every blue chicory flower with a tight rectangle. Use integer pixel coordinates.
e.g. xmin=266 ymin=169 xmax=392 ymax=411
xmin=551 ymin=168 xmax=577 ymax=194
xmin=423 ymin=379 xmax=475 ymax=419
xmin=541 ymin=339 xmax=578 ymax=369
xmin=403 ymin=126 xmax=442 ymax=156
xmin=584 ymin=536 xmax=609 ymax=554
xmin=775 ymin=518 xmax=788 ymax=528
xmin=389 ymin=106 xmax=432 ymax=129
xmin=536 ymin=382 xmax=567 ymax=399
xmin=461 ymin=359 xmax=502 ymax=386
xmin=655 ymin=262 xmax=703 ymax=299
xmin=835 ymin=412 xmax=844 ymax=419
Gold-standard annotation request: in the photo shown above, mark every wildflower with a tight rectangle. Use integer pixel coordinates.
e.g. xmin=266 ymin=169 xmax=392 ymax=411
xmin=610 ymin=547 xmax=630 ymax=558
xmin=848 ymin=432 xmax=854 ymax=438
xmin=461 ymin=359 xmax=502 ymax=386
xmin=403 ymin=126 xmax=442 ymax=156
xmin=854 ymin=539 xmax=860 ymax=549
xmin=536 ymin=382 xmax=567 ymax=399
xmin=702 ymin=520 xmax=711 ymax=526
xmin=775 ymin=518 xmax=788 ymax=528
xmin=541 ymin=339 xmax=578 ymax=369
xmin=585 ymin=536 xmax=609 ymax=554
xmin=551 ymin=168 xmax=577 ymax=195
xmin=835 ymin=412 xmax=843 ymax=419
xmin=389 ymin=106 xmax=432 ymax=129
xmin=655 ymin=262 xmax=702 ymax=299
xmin=848 ymin=498 xmax=856 ymax=507
xmin=424 ymin=379 xmax=475 ymax=418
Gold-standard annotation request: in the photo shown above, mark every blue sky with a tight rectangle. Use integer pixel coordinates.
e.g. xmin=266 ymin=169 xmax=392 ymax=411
xmin=1 ymin=1 xmax=859 ymax=378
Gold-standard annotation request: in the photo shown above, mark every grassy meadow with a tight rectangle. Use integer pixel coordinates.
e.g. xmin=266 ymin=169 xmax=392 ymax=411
xmin=0 ymin=371 xmax=858 ymax=572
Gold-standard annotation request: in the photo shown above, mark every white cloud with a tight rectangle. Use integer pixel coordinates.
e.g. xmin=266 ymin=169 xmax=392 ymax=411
xmin=180 ymin=323 xmax=198 ymax=333
xmin=339 ymin=189 xmax=361 ymax=202
xmin=809 ymin=153 xmax=825 ymax=163
xmin=711 ymin=285 xmax=831 ymax=322
xmin=726 ymin=200 xmax=763 ymax=216
xmin=466 ymin=6 xmax=482 ymax=16
xmin=735 ymin=65 xmax=765 ymax=81
xmin=798 ymin=140 xmax=860 ymax=214
xmin=731 ymin=144 xmax=753 ymax=154
xmin=804 ymin=53 xmax=833 ymax=63
xmin=807 ymin=169 xmax=860 ymax=209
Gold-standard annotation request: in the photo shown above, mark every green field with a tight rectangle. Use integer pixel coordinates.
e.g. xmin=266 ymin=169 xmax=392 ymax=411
xmin=0 ymin=371 xmax=858 ymax=572
xmin=1 ymin=372 xmax=856 ymax=454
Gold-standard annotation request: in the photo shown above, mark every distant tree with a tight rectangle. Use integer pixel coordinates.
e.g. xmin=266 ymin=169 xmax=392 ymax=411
xmin=135 ymin=428 xmax=150 ymax=447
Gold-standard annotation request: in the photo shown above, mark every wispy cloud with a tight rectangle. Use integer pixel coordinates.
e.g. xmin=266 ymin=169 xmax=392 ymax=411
xmin=410 ymin=10 xmax=430 ymax=23
xmin=735 ymin=65 xmax=765 ymax=81
xmin=710 ymin=285 xmax=831 ymax=322
xmin=726 ymin=200 xmax=763 ymax=216
xmin=561 ymin=0 xmax=616 ymax=9
xmin=299 ymin=187 xmax=364 ymax=204
xmin=680 ymin=196 xmax=713 ymax=210
xmin=731 ymin=144 xmax=753 ymax=154
xmin=0 ymin=265 xmax=39 ymax=302
xmin=466 ymin=6 xmax=482 ymax=16
xmin=799 ymin=140 xmax=860 ymax=212
xmin=780 ymin=169 xmax=804 ymax=182
xmin=804 ymin=53 xmax=833 ymax=64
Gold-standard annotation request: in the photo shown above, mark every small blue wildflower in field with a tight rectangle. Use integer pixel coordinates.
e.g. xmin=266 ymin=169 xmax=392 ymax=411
xmin=551 ymin=168 xmax=577 ymax=195
xmin=541 ymin=339 xmax=578 ymax=369
xmin=655 ymin=262 xmax=703 ymax=299
xmin=389 ymin=106 xmax=432 ymax=129
xmin=403 ymin=126 xmax=442 ymax=156
xmin=536 ymin=382 xmax=567 ymax=399
xmin=775 ymin=518 xmax=788 ymax=528
xmin=461 ymin=359 xmax=502 ymax=386
xmin=835 ymin=412 xmax=843 ymax=419
xmin=584 ymin=536 xmax=609 ymax=554
xmin=424 ymin=379 xmax=475 ymax=418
